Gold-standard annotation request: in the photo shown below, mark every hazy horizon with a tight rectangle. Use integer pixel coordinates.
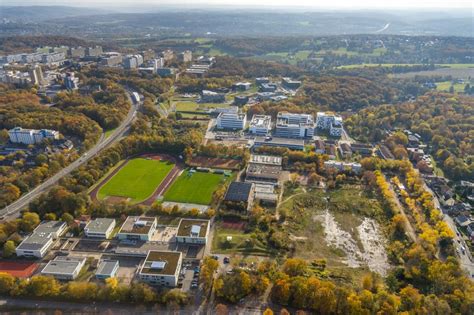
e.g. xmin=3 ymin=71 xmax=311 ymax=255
xmin=1 ymin=0 xmax=473 ymax=10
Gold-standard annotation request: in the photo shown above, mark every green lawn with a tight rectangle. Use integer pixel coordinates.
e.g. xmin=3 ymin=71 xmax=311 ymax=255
xmin=175 ymin=100 xmax=230 ymax=112
xmin=212 ymin=226 xmax=273 ymax=256
xmin=98 ymin=158 xmax=175 ymax=202
xmin=175 ymin=101 xmax=199 ymax=111
xmin=103 ymin=128 xmax=116 ymax=139
xmin=163 ymin=170 xmax=230 ymax=205
xmin=435 ymin=81 xmax=468 ymax=92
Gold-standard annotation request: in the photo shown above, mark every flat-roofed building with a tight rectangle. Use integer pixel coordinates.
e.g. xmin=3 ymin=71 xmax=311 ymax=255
xmin=41 ymin=257 xmax=86 ymax=280
xmin=201 ymin=90 xmax=226 ymax=103
xmin=84 ymin=218 xmax=116 ymax=239
xmin=176 ymin=219 xmax=210 ymax=244
xmin=254 ymin=136 xmax=305 ymax=151
xmin=254 ymin=184 xmax=279 ymax=205
xmin=216 ymin=112 xmax=246 ymax=130
xmin=282 ymin=77 xmax=302 ymax=89
xmin=16 ymin=232 xmax=54 ymax=258
xmin=351 ymin=142 xmax=374 ymax=157
xmin=234 ymin=95 xmax=249 ymax=106
xmin=249 ymin=115 xmax=272 ymax=135
xmin=224 ymin=182 xmax=255 ymax=212
xmin=324 ymin=161 xmax=362 ymax=174
xmin=249 ymin=154 xmax=282 ymax=166
xmin=139 ymin=251 xmax=182 ymax=287
xmin=9 ymin=127 xmax=60 ymax=145
xmin=117 ymin=216 xmax=157 ymax=241
xmin=232 ymin=82 xmax=251 ymax=91
xmin=34 ymin=221 xmax=67 ymax=238
xmin=275 ymin=112 xmax=315 ymax=139
xmin=95 ymin=260 xmax=119 ymax=280
xmin=316 ymin=112 xmax=343 ymax=137
xmin=259 ymin=83 xmax=277 ymax=92
xmin=246 ymin=163 xmax=281 ymax=185
xmin=255 ymin=77 xmax=270 ymax=85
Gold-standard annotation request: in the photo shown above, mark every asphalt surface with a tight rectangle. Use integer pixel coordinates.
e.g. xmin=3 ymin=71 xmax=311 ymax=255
xmin=422 ymin=181 xmax=474 ymax=277
xmin=0 ymin=92 xmax=140 ymax=220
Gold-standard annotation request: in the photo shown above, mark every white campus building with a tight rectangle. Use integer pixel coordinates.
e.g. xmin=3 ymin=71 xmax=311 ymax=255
xmin=216 ymin=112 xmax=247 ymax=130
xmin=315 ymin=112 xmax=343 ymax=137
xmin=138 ymin=251 xmax=182 ymax=287
xmin=249 ymin=115 xmax=272 ymax=135
xmin=274 ymin=112 xmax=315 ymax=138
xmin=8 ymin=127 xmax=60 ymax=145
xmin=175 ymin=219 xmax=210 ymax=245
xmin=15 ymin=221 xmax=67 ymax=258
xmin=84 ymin=218 xmax=116 ymax=239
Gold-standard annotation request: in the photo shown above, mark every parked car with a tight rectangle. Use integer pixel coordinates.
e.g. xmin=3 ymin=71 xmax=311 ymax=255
xmin=223 ymin=257 xmax=230 ymax=264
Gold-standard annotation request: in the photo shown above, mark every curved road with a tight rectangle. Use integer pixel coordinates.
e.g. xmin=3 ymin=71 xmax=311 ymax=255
xmin=0 ymin=92 xmax=141 ymax=220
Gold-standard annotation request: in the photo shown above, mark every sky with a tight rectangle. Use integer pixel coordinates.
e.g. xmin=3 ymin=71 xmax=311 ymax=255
xmin=2 ymin=0 xmax=473 ymax=9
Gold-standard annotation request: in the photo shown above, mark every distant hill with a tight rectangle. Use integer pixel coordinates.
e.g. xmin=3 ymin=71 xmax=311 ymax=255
xmin=0 ymin=7 xmax=472 ymax=37
xmin=0 ymin=6 xmax=112 ymax=22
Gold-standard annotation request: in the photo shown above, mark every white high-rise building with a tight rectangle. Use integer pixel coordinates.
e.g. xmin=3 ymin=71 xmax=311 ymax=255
xmin=8 ymin=127 xmax=60 ymax=145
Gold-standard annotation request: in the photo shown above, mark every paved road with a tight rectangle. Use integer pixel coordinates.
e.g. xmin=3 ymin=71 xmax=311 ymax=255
xmin=422 ymin=181 xmax=474 ymax=276
xmin=0 ymin=92 xmax=140 ymax=220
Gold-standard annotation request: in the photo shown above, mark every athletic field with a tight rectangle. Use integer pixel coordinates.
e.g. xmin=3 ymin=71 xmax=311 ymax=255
xmin=98 ymin=158 xmax=175 ymax=203
xmin=163 ymin=170 xmax=229 ymax=205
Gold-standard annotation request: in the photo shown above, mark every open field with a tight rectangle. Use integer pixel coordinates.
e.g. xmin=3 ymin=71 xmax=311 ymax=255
xmin=163 ymin=170 xmax=231 ymax=205
xmin=279 ymin=186 xmax=389 ymax=274
xmin=98 ymin=158 xmax=175 ymax=203
xmin=212 ymin=224 xmax=274 ymax=256
xmin=174 ymin=100 xmax=230 ymax=112
xmin=435 ymin=80 xmax=470 ymax=92
xmin=392 ymin=68 xmax=474 ymax=79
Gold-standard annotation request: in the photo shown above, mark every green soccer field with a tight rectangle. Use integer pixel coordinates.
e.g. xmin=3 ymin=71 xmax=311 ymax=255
xmin=163 ymin=170 xmax=230 ymax=205
xmin=98 ymin=158 xmax=175 ymax=202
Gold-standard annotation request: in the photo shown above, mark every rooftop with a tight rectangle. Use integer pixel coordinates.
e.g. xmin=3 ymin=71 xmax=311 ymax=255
xmin=0 ymin=261 xmax=39 ymax=278
xmin=34 ymin=220 xmax=66 ymax=236
xmin=118 ymin=216 xmax=156 ymax=235
xmin=177 ymin=219 xmax=209 ymax=238
xmin=85 ymin=218 xmax=115 ymax=234
xmin=42 ymin=257 xmax=85 ymax=275
xmin=250 ymin=115 xmax=272 ymax=128
xmin=96 ymin=260 xmax=119 ymax=276
xmin=140 ymin=251 xmax=182 ymax=275
xmin=225 ymin=182 xmax=253 ymax=202
xmin=17 ymin=232 xmax=52 ymax=251
xmin=249 ymin=154 xmax=282 ymax=166
xmin=254 ymin=136 xmax=305 ymax=146
xmin=247 ymin=164 xmax=282 ymax=180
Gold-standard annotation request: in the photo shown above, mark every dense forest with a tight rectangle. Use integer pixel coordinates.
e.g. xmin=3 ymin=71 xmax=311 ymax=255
xmin=346 ymin=92 xmax=474 ymax=181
